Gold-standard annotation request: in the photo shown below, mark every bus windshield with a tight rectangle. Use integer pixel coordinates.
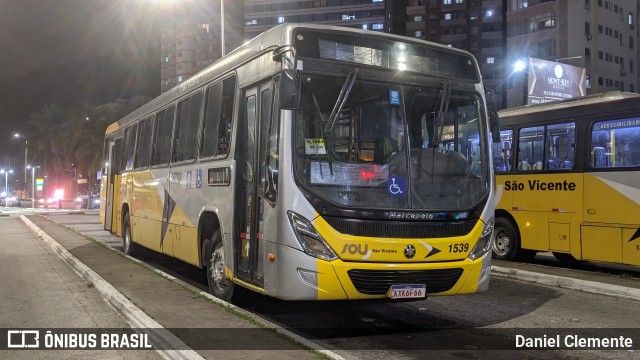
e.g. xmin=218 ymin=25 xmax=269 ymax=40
xmin=294 ymin=74 xmax=488 ymax=211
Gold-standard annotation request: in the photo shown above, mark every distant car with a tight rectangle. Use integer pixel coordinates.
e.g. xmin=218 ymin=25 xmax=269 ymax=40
xmin=0 ymin=196 xmax=21 ymax=207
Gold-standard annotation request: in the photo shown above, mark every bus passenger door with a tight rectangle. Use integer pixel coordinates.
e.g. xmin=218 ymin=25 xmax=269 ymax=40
xmin=105 ymin=138 xmax=122 ymax=232
xmin=236 ymin=82 xmax=274 ymax=287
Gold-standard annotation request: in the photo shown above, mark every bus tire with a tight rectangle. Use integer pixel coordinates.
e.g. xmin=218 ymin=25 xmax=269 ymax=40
xmin=492 ymin=218 xmax=520 ymax=260
xmin=203 ymin=229 xmax=235 ymax=302
xmin=122 ymin=212 xmax=137 ymax=257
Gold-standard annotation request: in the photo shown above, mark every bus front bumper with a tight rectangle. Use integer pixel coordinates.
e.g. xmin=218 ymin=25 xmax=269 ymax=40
xmin=264 ymin=242 xmax=491 ymax=300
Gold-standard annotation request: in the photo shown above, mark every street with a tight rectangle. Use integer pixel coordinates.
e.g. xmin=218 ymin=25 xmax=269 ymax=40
xmin=0 ymin=210 xmax=636 ymax=360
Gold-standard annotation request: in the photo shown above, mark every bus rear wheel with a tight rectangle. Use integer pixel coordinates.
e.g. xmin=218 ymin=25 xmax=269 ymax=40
xmin=203 ymin=230 xmax=235 ymax=302
xmin=492 ymin=218 xmax=520 ymax=260
xmin=122 ymin=212 xmax=137 ymax=257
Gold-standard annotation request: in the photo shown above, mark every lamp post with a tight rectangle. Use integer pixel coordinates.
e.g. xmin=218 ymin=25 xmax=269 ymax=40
xmin=1 ymin=169 xmax=13 ymax=207
xmin=27 ymin=165 xmax=40 ymax=209
xmin=13 ymin=133 xmax=27 ymax=196
xmin=220 ymin=0 xmax=225 ymax=56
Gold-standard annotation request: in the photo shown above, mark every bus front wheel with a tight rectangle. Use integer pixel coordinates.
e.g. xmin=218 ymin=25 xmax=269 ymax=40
xmin=203 ymin=230 xmax=235 ymax=302
xmin=492 ymin=218 xmax=520 ymax=260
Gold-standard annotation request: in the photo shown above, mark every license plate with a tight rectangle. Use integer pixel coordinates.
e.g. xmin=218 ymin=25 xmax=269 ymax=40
xmin=388 ymin=284 xmax=426 ymax=299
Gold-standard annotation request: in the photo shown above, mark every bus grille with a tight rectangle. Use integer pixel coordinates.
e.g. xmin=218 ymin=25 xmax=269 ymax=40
xmin=347 ymin=268 xmax=464 ymax=295
xmin=323 ymin=217 xmax=475 ymax=238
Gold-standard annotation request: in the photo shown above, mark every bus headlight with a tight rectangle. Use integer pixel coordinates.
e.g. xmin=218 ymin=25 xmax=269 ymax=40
xmin=288 ymin=211 xmax=337 ymax=261
xmin=468 ymin=217 xmax=494 ymax=260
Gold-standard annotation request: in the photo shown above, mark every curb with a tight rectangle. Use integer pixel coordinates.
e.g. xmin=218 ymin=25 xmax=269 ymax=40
xmin=491 ymin=265 xmax=640 ymax=301
xmin=20 ymin=215 xmax=204 ymax=360
xmin=24 ymin=215 xmax=346 ymax=360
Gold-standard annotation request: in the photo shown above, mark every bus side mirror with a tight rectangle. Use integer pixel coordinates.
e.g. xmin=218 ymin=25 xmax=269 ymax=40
xmin=490 ymin=112 xmax=501 ymax=143
xmin=279 ymin=69 xmax=300 ymax=110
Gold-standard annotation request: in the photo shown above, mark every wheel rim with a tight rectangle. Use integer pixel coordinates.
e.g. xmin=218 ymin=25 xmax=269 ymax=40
xmin=209 ymin=245 xmax=228 ymax=292
xmin=492 ymin=227 xmax=511 ymax=257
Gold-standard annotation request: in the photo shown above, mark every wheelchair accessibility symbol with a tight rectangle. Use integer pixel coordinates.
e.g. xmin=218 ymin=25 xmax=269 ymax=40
xmin=388 ymin=176 xmax=405 ymax=196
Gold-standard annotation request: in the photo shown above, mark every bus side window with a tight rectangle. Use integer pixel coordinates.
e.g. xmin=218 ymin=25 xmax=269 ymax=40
xmin=151 ymin=106 xmax=175 ymax=166
xmin=135 ymin=116 xmax=154 ymax=170
xmin=518 ymin=126 xmax=544 ymax=172
xmin=174 ymin=91 xmax=203 ymax=163
xmin=493 ymin=129 xmax=512 ymax=173
xmin=201 ymin=76 xmax=236 ymax=158
xmin=591 ymin=121 xmax=639 ymax=168
xmin=546 ymin=122 xmax=575 ymax=171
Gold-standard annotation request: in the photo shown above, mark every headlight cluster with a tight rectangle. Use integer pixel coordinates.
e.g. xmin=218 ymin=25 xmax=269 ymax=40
xmin=288 ymin=211 xmax=337 ymax=261
xmin=468 ymin=217 xmax=494 ymax=260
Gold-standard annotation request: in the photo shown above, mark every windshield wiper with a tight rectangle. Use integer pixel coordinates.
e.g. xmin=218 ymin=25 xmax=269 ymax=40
xmin=432 ymin=81 xmax=452 ymax=147
xmin=323 ymin=68 xmax=358 ymax=137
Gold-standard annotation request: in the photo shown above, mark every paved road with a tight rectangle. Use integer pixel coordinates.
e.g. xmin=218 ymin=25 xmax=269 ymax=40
xmin=36 ymin=212 xmax=640 ymax=360
xmin=5 ymin=210 xmax=640 ymax=360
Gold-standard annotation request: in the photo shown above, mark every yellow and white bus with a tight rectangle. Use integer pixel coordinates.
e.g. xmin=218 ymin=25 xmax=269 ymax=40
xmin=100 ymin=24 xmax=497 ymax=301
xmin=493 ymin=92 xmax=640 ymax=266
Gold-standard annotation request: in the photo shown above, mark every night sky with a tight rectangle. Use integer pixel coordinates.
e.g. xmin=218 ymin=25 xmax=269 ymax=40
xmin=0 ymin=0 xmax=161 ymax=80
xmin=0 ymin=0 xmax=163 ymax=158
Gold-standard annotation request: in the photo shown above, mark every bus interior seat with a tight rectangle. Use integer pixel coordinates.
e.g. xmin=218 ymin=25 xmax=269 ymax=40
xmin=518 ymin=161 xmax=531 ymax=171
xmin=408 ymin=148 xmax=470 ymax=178
xmin=560 ymin=160 xmax=572 ymax=169
xmin=547 ymin=159 xmax=558 ymax=170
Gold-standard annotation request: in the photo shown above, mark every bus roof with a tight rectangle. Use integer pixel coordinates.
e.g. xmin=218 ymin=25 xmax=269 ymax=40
xmin=498 ymin=91 xmax=640 ymax=119
xmin=106 ymin=23 xmax=480 ymax=135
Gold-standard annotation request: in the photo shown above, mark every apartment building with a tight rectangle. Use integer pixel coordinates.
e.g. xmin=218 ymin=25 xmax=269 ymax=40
xmin=506 ymin=0 xmax=639 ymax=107
xmin=160 ymin=0 xmax=244 ymax=93
xmin=244 ymin=0 xmax=390 ymax=40
xmin=406 ymin=0 xmax=507 ymax=109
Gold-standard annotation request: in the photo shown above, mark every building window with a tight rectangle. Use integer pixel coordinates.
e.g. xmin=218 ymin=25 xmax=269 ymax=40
xmin=585 ymin=0 xmax=590 ymax=9
xmin=414 ymin=16 xmax=423 ymax=21
xmin=598 ymin=24 xmax=603 ymax=33
xmin=487 ymin=57 xmax=495 ymax=64
xmin=598 ymin=51 xmax=603 ymax=59
xmin=177 ymin=75 xmax=183 ymax=82
xmin=372 ymin=23 xmax=383 ymax=30
xmin=415 ymin=30 xmax=423 ymax=37
xmin=444 ymin=13 xmax=452 ymax=20
xmin=278 ymin=16 xmax=285 ymax=23
xmin=630 ymin=36 xmax=634 ymax=49
xmin=455 ymin=0 xmax=463 ymax=3
xmin=598 ymin=77 xmax=603 ymax=85
xmin=246 ymin=19 xmax=257 ymax=25
xmin=486 ymin=10 xmax=494 ymax=17
xmin=164 ymin=56 xmax=170 ymax=63
xmin=362 ymin=24 xmax=368 ymax=30
xmin=443 ymin=0 xmax=452 ymax=4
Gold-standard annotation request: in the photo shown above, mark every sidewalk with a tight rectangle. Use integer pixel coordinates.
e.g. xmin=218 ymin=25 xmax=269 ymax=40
xmin=23 ymin=215 xmax=323 ymax=360
xmin=492 ymin=257 xmax=640 ymax=301
xmin=0 ymin=217 xmax=162 ymax=360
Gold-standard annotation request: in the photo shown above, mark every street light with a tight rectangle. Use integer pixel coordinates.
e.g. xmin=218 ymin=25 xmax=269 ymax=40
xmin=13 ymin=133 xmax=27 ymax=195
xmin=27 ymin=165 xmax=40 ymax=209
xmin=0 ymin=169 xmax=14 ymax=207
